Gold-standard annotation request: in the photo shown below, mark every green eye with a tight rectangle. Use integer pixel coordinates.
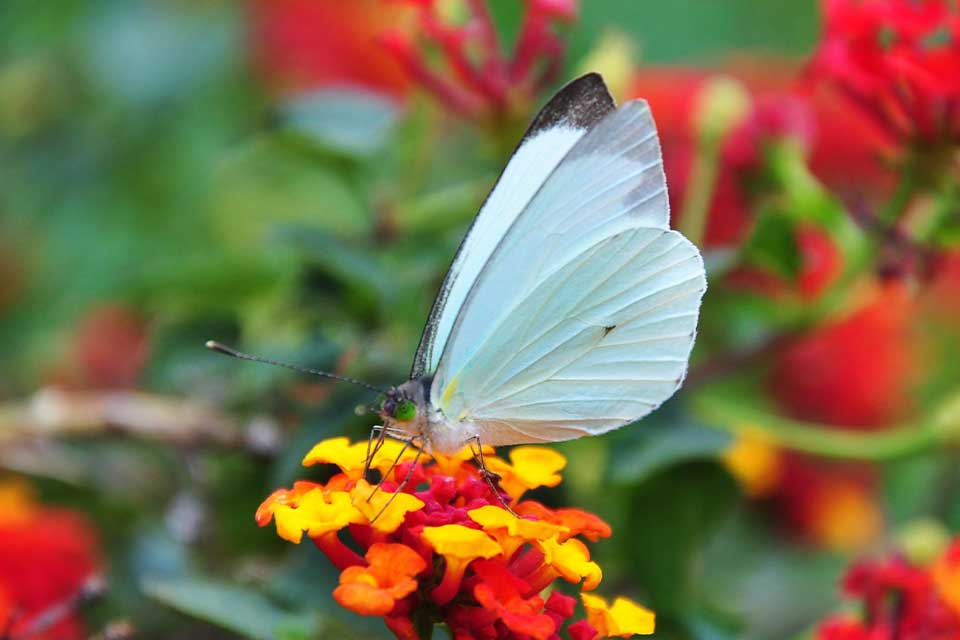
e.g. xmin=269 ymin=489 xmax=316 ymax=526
xmin=394 ymin=399 xmax=417 ymax=422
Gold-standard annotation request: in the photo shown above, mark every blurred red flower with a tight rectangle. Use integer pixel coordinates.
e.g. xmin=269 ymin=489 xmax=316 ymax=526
xmin=0 ymin=481 xmax=100 ymax=640
xmin=249 ymin=0 xmax=413 ymax=98
xmin=52 ymin=304 xmax=149 ymax=390
xmin=777 ymin=455 xmax=882 ymax=551
xmin=817 ymin=538 xmax=960 ymax=639
xmin=628 ymin=68 xmax=752 ymax=247
xmin=381 ymin=0 xmax=577 ymax=120
xmin=725 ymin=225 xmax=843 ymax=300
xmin=629 ymin=61 xmax=892 ymax=247
xmin=923 ymin=251 xmax=960 ymax=320
xmin=810 ymin=0 xmax=960 ymax=149
xmin=767 ymin=283 xmax=917 ymax=429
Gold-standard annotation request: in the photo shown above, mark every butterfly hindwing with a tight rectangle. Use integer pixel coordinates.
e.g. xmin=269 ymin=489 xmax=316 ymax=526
xmin=430 ymin=97 xmax=707 ymax=446
xmin=411 ymin=74 xmax=615 ymax=378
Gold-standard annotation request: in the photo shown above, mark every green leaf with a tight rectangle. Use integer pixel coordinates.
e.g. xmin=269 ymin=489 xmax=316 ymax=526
xmin=883 ymin=455 xmax=947 ymax=525
xmin=929 ymin=209 xmax=960 ymax=245
xmin=279 ymin=89 xmax=400 ymax=158
xmin=277 ymin=226 xmax=390 ymax=304
xmin=741 ymin=210 xmax=801 ymax=279
xmin=619 ymin=462 xmax=739 ymax=617
xmin=699 ymin=512 xmax=843 ymax=638
xmin=211 ymin=136 xmax=370 ymax=250
xmin=611 ymin=420 xmax=732 ymax=486
xmin=143 ymin=578 xmax=321 ymax=640
xmin=682 ymin=612 xmax=742 ymax=640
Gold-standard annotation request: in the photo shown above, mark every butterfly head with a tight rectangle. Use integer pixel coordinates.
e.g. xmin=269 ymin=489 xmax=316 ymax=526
xmin=376 ymin=378 xmax=431 ymax=437
xmin=379 ymin=388 xmax=417 ymax=422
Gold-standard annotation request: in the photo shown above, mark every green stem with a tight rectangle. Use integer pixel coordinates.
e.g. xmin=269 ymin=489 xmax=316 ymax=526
xmin=912 ymin=168 xmax=959 ymax=243
xmin=413 ymin=610 xmax=435 ymax=640
xmin=879 ymin=167 xmax=920 ymax=228
xmin=679 ymin=140 xmax=720 ymax=246
xmin=694 ymin=391 xmax=960 ymax=461
xmin=765 ymin=143 xmax=870 ymax=317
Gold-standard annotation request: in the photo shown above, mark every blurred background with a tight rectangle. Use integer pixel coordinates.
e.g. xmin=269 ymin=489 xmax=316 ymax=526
xmin=2 ymin=1 xmax=959 ymax=638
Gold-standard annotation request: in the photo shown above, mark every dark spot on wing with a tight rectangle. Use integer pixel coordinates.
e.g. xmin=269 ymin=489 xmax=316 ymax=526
xmin=522 ymin=73 xmax=616 ymax=142
xmin=603 ymin=324 xmax=617 ymax=336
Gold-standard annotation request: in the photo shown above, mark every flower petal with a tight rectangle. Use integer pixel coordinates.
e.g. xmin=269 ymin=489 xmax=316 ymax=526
xmin=582 ymin=593 xmax=655 ymax=637
xmin=485 ymin=447 xmax=566 ymax=499
xmin=933 ymin=539 xmax=960 ymax=616
xmin=333 ymin=543 xmax=426 ymax=616
xmin=421 ymin=524 xmax=501 ymax=560
xmin=302 ymin=437 xmax=368 ymax=476
xmin=470 ymin=505 xmax=565 ymax=537
xmin=333 ymin=581 xmax=397 ymax=616
xmin=351 ymin=479 xmax=425 ymax=533
xmin=538 ymin=536 xmax=602 ymax=590
xmin=269 ymin=488 xmax=364 ymax=543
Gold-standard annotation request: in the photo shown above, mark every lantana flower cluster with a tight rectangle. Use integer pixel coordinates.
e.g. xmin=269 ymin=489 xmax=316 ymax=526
xmin=817 ymin=538 xmax=960 ymax=639
xmin=257 ymin=437 xmax=654 ymax=639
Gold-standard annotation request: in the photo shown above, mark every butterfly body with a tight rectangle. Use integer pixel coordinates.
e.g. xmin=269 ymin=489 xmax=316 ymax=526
xmin=375 ymin=73 xmax=706 ymax=455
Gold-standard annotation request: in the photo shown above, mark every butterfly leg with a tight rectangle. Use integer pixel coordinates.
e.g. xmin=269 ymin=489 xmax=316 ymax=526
xmin=363 ymin=425 xmax=387 ymax=483
xmin=369 ymin=438 xmax=424 ymax=523
xmin=468 ymin=435 xmax=518 ymax=517
xmin=363 ymin=424 xmax=413 ymax=483
xmin=367 ymin=432 xmax=420 ymax=503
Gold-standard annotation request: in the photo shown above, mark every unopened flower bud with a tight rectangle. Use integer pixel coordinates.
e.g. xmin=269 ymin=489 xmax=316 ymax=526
xmin=897 ymin=519 xmax=951 ymax=565
xmin=693 ymin=75 xmax=751 ymax=147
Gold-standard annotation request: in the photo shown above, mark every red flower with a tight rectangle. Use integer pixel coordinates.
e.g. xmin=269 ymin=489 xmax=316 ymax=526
xmin=249 ymin=0 xmax=413 ymax=98
xmin=0 ymin=481 xmax=101 ymax=640
xmin=767 ymin=283 xmax=917 ymax=428
xmin=471 ymin=560 xmax=555 ymax=640
xmin=47 ymin=304 xmax=150 ymax=390
xmin=726 ymin=225 xmax=843 ymax=300
xmin=629 ymin=61 xmax=893 ymax=247
xmin=776 ymin=455 xmax=883 ymax=551
xmin=794 ymin=227 xmax=844 ymax=298
xmin=816 ymin=539 xmax=960 ymax=639
xmin=629 ymin=68 xmax=753 ymax=247
xmin=810 ymin=0 xmax=960 ymax=148
xmin=381 ymin=0 xmax=577 ymax=120
xmin=923 ymin=251 xmax=960 ymax=320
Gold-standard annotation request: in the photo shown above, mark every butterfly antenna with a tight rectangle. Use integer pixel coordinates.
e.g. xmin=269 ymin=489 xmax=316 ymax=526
xmin=205 ymin=340 xmax=386 ymax=393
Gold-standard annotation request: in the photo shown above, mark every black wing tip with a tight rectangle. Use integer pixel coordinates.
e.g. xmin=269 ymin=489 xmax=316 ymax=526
xmin=567 ymin=72 xmax=613 ymax=99
xmin=524 ymin=72 xmax=616 ymax=140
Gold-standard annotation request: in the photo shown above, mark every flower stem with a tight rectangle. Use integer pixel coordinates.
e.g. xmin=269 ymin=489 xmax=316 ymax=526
xmin=678 ymin=143 xmax=719 ymax=247
xmin=880 ymin=167 xmax=919 ymax=228
xmin=413 ymin=610 xmax=435 ymax=640
xmin=694 ymin=389 xmax=960 ymax=461
xmin=680 ymin=77 xmax=750 ymax=246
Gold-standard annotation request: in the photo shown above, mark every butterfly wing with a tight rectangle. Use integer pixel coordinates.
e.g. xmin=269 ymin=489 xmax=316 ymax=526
xmin=430 ymin=97 xmax=706 ymax=446
xmin=411 ymin=74 xmax=615 ymax=378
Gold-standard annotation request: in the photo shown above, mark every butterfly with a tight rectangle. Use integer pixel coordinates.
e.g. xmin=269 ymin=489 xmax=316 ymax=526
xmin=210 ymin=73 xmax=706 ymax=464
xmin=375 ymin=73 xmax=706 ymax=456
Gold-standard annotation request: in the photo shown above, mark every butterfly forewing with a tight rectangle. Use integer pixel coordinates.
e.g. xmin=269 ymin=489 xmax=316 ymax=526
xmin=411 ymin=74 xmax=615 ymax=378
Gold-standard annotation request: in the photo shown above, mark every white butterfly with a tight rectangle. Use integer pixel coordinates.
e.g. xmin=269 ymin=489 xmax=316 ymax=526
xmin=377 ymin=73 xmax=707 ymax=455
